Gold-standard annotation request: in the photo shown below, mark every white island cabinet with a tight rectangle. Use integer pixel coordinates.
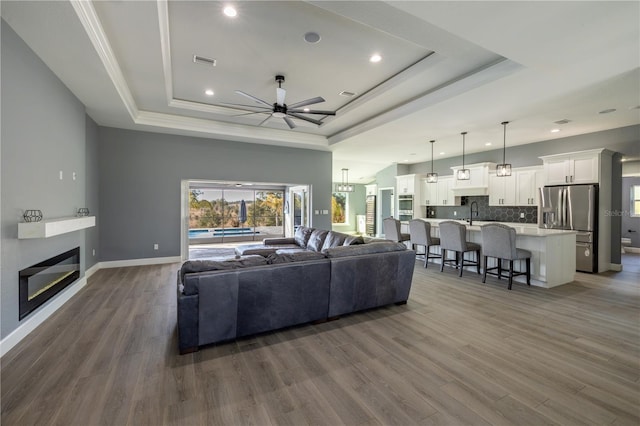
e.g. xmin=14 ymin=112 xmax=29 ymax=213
xmin=422 ymin=219 xmax=576 ymax=288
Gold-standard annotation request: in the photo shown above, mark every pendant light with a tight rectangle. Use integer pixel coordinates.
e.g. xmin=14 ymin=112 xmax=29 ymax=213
xmin=496 ymin=121 xmax=512 ymax=177
xmin=335 ymin=168 xmax=355 ymax=192
xmin=426 ymin=140 xmax=438 ymax=183
xmin=457 ymin=131 xmax=470 ymax=180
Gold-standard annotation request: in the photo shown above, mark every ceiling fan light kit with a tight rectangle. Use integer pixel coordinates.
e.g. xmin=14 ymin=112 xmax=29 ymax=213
xmin=457 ymin=131 xmax=470 ymax=180
xmin=496 ymin=121 xmax=512 ymax=177
xmin=231 ymin=75 xmax=336 ymax=129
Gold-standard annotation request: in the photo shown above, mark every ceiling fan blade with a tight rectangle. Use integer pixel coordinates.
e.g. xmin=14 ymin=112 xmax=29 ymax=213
xmin=283 ymin=116 xmax=296 ymax=129
xmin=235 ymin=90 xmax=272 ymax=108
xmin=288 ymin=113 xmax=323 ymax=126
xmin=220 ymin=105 xmax=271 ymax=114
xmin=289 ymin=109 xmax=336 ymax=116
xmin=288 ymin=96 xmax=325 ymax=109
xmin=276 ymin=87 xmax=286 ymax=106
xmin=258 ymin=115 xmax=272 ymax=126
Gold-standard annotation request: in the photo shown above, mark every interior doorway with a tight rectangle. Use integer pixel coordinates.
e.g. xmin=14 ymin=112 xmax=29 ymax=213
xmin=377 ymin=187 xmax=394 ymax=237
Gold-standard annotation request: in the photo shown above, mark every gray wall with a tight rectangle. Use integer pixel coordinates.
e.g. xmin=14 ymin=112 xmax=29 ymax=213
xmin=408 ymin=125 xmax=640 ymax=176
xmin=97 ymin=127 xmax=332 ymax=261
xmin=1 ymin=21 xmax=97 ymax=339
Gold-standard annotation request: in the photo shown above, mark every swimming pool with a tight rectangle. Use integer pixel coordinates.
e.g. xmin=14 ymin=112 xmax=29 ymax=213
xmin=189 ymin=228 xmax=257 ymax=238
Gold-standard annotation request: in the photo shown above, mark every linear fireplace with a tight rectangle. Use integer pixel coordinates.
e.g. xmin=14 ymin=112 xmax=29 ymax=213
xmin=19 ymin=247 xmax=80 ymax=320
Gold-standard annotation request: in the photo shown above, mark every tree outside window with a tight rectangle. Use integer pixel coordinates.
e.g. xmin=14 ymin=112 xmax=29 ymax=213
xmin=332 ymin=192 xmax=347 ymax=224
xmin=632 ymin=185 xmax=640 ymax=217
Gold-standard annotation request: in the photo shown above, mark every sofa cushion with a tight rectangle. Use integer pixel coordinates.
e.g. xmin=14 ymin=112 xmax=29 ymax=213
xmin=321 ymin=231 xmax=348 ymax=251
xmin=294 ymin=226 xmax=314 ymax=248
xmin=307 ymin=229 xmax=329 ymax=252
xmin=266 ymin=250 xmax=327 ymax=264
xmin=324 ymin=242 xmax=408 ymax=258
xmin=343 ymin=235 xmax=365 ymax=246
xmin=180 ymin=255 xmax=267 ymax=284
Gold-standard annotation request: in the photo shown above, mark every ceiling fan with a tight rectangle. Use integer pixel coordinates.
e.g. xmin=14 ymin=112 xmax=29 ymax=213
xmin=226 ymin=75 xmax=336 ymax=129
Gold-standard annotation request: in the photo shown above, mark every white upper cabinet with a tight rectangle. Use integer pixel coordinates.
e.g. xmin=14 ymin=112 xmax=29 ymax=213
xmin=421 ymin=176 xmax=459 ymax=206
xmin=488 ymin=173 xmax=516 ymax=206
xmin=489 ymin=166 xmax=543 ymax=206
xmin=422 ymin=179 xmax=436 ymax=206
xmin=396 ymin=174 xmax=416 ymax=195
xmin=515 ymin=167 xmax=543 ymax=206
xmin=365 ymin=184 xmax=377 ymax=196
xmin=540 ymin=149 xmax=601 ymax=185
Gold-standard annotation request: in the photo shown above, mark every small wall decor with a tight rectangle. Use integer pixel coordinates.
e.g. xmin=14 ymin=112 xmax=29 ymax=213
xmin=76 ymin=208 xmax=90 ymax=217
xmin=23 ymin=210 xmax=43 ymax=222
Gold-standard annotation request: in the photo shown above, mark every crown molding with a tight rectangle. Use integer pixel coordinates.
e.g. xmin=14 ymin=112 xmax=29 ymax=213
xmin=70 ymin=0 xmax=139 ymax=119
xmin=135 ymin=110 xmax=329 ymax=149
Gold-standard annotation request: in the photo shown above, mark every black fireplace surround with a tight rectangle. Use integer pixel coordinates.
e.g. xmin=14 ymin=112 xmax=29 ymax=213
xmin=19 ymin=247 xmax=80 ymax=320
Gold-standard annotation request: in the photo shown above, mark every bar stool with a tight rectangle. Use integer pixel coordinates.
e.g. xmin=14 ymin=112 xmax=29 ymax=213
xmin=409 ymin=219 xmax=441 ymax=268
xmin=481 ymin=223 xmax=531 ymax=290
xmin=383 ymin=217 xmax=410 ymax=243
xmin=438 ymin=221 xmax=481 ymax=277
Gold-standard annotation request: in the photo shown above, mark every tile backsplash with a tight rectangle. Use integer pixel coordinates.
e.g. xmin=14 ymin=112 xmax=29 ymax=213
xmin=425 ymin=196 xmax=538 ymax=224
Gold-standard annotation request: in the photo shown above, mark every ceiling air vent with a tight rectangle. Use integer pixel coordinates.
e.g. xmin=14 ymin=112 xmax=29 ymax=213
xmin=339 ymin=90 xmax=356 ymax=97
xmin=193 ymin=55 xmax=216 ymax=67
xmin=554 ymin=119 xmax=571 ymax=125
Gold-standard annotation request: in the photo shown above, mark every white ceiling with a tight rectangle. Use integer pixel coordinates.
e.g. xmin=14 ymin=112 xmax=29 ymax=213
xmin=2 ymin=1 xmax=639 ymax=183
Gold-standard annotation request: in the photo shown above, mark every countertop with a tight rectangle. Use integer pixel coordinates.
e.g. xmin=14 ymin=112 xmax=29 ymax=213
xmin=407 ymin=219 xmax=578 ymax=237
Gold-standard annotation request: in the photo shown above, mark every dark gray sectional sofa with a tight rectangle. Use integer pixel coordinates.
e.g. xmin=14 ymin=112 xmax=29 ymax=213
xmin=177 ymin=227 xmax=416 ymax=354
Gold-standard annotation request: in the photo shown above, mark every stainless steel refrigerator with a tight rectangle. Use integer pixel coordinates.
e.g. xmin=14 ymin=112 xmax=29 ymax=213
xmin=538 ymin=184 xmax=598 ymax=273
xmin=365 ymin=195 xmax=376 ymax=237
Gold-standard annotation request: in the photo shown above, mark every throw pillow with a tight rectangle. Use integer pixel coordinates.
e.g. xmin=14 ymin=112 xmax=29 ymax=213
xmin=306 ymin=229 xmax=329 ymax=252
xmin=321 ymin=231 xmax=347 ymax=251
xmin=294 ymin=226 xmax=314 ymax=248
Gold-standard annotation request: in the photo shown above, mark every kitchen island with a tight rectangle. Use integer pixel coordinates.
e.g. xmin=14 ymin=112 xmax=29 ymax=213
xmin=416 ymin=219 xmax=577 ymax=288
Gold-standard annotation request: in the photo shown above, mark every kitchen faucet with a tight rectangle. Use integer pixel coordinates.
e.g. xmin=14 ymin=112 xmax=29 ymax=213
xmin=469 ymin=201 xmax=479 ymax=226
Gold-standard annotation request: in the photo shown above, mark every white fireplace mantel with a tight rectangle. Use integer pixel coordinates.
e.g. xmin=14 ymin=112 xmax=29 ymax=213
xmin=18 ymin=216 xmax=96 ymax=239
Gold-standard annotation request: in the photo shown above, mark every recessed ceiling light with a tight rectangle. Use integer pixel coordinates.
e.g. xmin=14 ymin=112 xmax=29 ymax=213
xmin=304 ymin=32 xmax=321 ymax=43
xmin=439 ymin=152 xmax=445 ymax=155
xmin=620 ymin=158 xmax=627 ymax=162
xmin=599 ymin=108 xmax=616 ymax=114
xmin=205 ymin=89 xmax=214 ymax=96
xmin=551 ymin=128 xmax=560 ymax=133
xmin=403 ymin=159 xmax=409 ymax=162
xmin=369 ymin=54 xmax=382 ymax=63
xmin=485 ymin=142 xmax=492 ymax=146
xmin=339 ymin=90 xmax=356 ymax=97
xmin=223 ymin=6 xmax=237 ymax=17
xmin=303 ymin=108 xmax=310 ymax=112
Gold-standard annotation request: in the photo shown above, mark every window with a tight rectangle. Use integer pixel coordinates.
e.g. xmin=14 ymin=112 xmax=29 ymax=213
xmin=632 ymin=185 xmax=640 ymax=217
xmin=332 ymin=192 xmax=348 ymax=224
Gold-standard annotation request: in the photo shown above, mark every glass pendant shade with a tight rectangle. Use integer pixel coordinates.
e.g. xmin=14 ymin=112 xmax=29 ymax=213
xmin=335 ymin=168 xmax=355 ymax=192
xmin=457 ymin=131 xmax=470 ymax=180
xmin=496 ymin=163 xmax=512 ymax=177
xmin=496 ymin=121 xmax=512 ymax=177
xmin=427 ymin=140 xmax=438 ymax=183
xmin=457 ymin=168 xmax=470 ymax=180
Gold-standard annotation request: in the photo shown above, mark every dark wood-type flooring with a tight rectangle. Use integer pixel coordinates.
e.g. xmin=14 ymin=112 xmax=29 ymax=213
xmin=2 ymin=258 xmax=639 ymax=425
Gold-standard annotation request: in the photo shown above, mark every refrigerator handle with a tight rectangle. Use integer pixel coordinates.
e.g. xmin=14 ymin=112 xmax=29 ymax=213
xmin=562 ymin=188 xmax=568 ymax=228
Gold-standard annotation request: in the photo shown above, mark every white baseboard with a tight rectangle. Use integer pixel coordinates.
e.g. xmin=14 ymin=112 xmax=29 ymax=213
xmin=623 ymin=247 xmax=640 ymax=254
xmin=1 ymin=256 xmax=181 ymax=358
xmin=1 ymin=275 xmax=88 ymax=357
xmin=610 ymin=263 xmax=623 ymax=272
xmin=99 ymin=256 xmax=181 ymax=269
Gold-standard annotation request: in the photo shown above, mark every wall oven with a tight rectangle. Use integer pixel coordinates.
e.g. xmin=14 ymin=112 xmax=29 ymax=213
xmin=398 ymin=194 xmax=413 ymax=212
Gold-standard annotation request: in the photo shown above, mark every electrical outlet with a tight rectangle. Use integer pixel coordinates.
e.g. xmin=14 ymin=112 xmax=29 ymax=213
xmin=92 ymin=249 xmax=96 ymax=256
xmin=520 ymin=212 xmax=525 ymax=219
xmin=72 ymin=172 xmax=77 ymax=181
xmin=59 ymin=171 xmax=63 ymax=180
xmin=154 ymin=244 xmax=159 ymax=250
xmin=453 ymin=211 xmax=457 ymax=216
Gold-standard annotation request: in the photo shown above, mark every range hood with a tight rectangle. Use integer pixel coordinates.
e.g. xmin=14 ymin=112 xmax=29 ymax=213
xmin=450 ymin=186 xmax=489 ymax=196
xmin=449 ymin=162 xmax=496 ymax=196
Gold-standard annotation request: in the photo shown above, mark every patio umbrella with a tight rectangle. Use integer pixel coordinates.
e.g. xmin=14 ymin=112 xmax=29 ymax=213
xmin=239 ymin=199 xmax=247 ymax=225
